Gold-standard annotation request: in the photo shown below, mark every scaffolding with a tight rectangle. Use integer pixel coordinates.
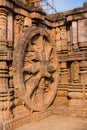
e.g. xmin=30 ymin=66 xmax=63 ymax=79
xmin=40 ymin=0 xmax=57 ymax=14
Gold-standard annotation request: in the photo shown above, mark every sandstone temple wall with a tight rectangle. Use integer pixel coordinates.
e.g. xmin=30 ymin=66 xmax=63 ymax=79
xmin=0 ymin=0 xmax=87 ymax=129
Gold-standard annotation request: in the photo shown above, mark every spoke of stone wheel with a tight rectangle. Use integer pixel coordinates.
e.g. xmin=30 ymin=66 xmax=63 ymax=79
xmin=41 ymin=35 xmax=46 ymax=61
xmin=36 ymin=78 xmax=45 ymax=106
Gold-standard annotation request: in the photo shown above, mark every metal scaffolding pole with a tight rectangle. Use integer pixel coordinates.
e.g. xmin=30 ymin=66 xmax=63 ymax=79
xmin=41 ymin=0 xmax=57 ymax=14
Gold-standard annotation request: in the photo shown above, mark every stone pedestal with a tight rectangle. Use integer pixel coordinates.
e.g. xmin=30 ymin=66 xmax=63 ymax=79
xmin=68 ymin=83 xmax=85 ymax=108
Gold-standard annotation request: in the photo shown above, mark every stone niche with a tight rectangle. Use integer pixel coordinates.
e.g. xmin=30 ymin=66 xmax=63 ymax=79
xmin=0 ymin=0 xmax=87 ymax=129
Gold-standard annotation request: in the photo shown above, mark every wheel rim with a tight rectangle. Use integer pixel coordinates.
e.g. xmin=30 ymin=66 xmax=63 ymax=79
xmin=13 ymin=27 xmax=58 ymax=111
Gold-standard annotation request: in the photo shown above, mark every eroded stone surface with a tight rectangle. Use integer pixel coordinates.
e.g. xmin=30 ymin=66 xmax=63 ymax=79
xmin=15 ymin=115 xmax=87 ymax=130
xmin=0 ymin=0 xmax=87 ymax=129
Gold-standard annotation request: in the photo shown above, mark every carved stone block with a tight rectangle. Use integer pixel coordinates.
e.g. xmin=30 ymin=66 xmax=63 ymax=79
xmin=0 ymin=0 xmax=87 ymax=129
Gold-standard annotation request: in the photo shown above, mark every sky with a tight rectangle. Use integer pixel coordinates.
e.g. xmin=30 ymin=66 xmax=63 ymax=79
xmin=46 ymin=0 xmax=87 ymax=12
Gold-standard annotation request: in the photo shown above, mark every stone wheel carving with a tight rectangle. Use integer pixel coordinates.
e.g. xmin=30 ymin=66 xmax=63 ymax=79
xmin=13 ymin=27 xmax=58 ymax=111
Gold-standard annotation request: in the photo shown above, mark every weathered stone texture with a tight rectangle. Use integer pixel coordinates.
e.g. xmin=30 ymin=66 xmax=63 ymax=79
xmin=0 ymin=0 xmax=87 ymax=129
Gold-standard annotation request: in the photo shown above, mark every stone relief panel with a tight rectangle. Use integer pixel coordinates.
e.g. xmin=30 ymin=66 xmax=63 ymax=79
xmin=56 ymin=26 xmax=68 ymax=52
xmin=60 ymin=26 xmax=68 ymax=52
xmin=13 ymin=27 xmax=58 ymax=112
xmin=71 ymin=61 xmax=80 ymax=83
xmin=14 ymin=15 xmax=25 ymax=46
xmin=78 ymin=19 xmax=87 ymax=43
xmin=60 ymin=26 xmax=67 ymax=40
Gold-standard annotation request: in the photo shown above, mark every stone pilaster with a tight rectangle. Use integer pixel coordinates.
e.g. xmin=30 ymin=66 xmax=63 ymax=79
xmin=68 ymin=61 xmax=87 ymax=108
xmin=7 ymin=12 xmax=13 ymax=48
xmin=56 ymin=27 xmax=61 ymax=52
xmin=78 ymin=19 xmax=87 ymax=50
xmin=71 ymin=21 xmax=78 ymax=51
xmin=67 ymin=25 xmax=71 ymax=51
xmin=80 ymin=61 xmax=87 ymax=107
xmin=0 ymin=8 xmax=13 ymax=121
xmin=71 ymin=61 xmax=80 ymax=83
xmin=55 ymin=62 xmax=69 ymax=106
